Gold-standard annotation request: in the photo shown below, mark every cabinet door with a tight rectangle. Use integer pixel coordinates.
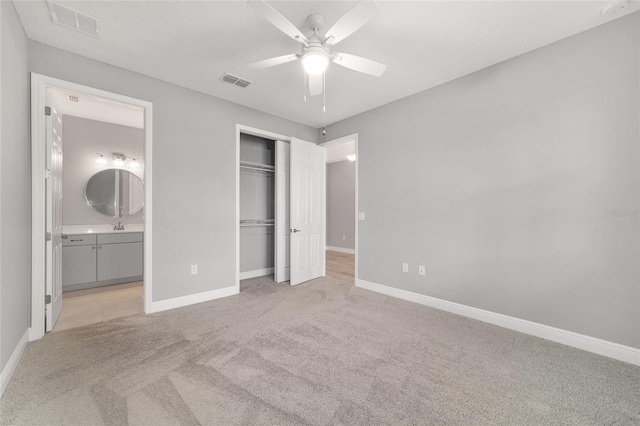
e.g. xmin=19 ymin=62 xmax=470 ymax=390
xmin=97 ymin=242 xmax=143 ymax=281
xmin=62 ymin=245 xmax=97 ymax=287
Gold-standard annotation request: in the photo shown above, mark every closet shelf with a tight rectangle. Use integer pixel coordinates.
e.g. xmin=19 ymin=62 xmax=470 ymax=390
xmin=240 ymin=161 xmax=275 ymax=173
xmin=240 ymin=219 xmax=274 ymax=227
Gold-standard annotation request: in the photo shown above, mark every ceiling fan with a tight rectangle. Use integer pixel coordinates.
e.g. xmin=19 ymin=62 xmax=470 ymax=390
xmin=247 ymin=0 xmax=387 ymax=97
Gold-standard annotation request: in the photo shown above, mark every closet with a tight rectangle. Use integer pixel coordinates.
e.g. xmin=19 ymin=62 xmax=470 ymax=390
xmin=238 ymin=131 xmax=325 ymax=287
xmin=239 ymin=133 xmax=284 ymax=281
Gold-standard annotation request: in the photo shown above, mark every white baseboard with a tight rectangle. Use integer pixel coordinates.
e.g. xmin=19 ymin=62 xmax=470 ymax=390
xmin=357 ymin=279 xmax=640 ymax=366
xmin=239 ymin=268 xmax=274 ymax=280
xmin=326 ymin=246 xmax=355 ymax=254
xmin=1 ymin=328 xmax=30 ymax=397
xmin=147 ymin=285 xmax=238 ymax=314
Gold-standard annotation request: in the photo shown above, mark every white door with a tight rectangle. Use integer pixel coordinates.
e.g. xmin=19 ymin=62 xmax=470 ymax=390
xmin=45 ymin=90 xmax=63 ymax=331
xmin=290 ymin=138 xmax=326 ymax=286
xmin=274 ymin=141 xmax=290 ymax=283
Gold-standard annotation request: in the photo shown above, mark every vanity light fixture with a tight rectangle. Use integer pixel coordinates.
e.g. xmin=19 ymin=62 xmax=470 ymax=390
xmin=112 ymin=154 xmax=125 ymax=166
xmin=96 ymin=152 xmax=141 ymax=167
xmin=95 ymin=153 xmax=108 ymax=165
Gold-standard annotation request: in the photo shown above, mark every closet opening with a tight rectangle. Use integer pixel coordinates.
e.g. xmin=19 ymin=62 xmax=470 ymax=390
xmin=239 ymin=133 xmax=280 ymax=284
xmin=235 ymin=125 xmax=326 ymax=292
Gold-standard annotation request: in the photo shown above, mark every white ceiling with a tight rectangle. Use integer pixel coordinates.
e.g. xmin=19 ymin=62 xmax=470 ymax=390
xmin=15 ymin=1 xmax=639 ymax=128
xmin=51 ymin=88 xmax=144 ymax=128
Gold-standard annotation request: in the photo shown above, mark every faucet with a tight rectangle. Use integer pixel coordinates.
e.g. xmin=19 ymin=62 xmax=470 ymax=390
xmin=113 ymin=221 xmax=125 ymax=231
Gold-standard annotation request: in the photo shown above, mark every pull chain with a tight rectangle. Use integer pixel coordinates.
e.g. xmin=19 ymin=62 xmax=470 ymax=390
xmin=322 ymin=72 xmax=327 ymax=134
xmin=303 ymin=67 xmax=307 ymax=103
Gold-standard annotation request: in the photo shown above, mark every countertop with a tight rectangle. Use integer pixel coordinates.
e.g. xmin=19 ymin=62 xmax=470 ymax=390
xmin=63 ymin=224 xmax=144 ymax=235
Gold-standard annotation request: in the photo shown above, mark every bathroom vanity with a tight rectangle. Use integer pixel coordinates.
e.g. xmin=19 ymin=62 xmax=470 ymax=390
xmin=62 ymin=225 xmax=143 ymax=292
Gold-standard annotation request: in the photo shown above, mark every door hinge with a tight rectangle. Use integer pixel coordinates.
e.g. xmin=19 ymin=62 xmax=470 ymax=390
xmin=44 ymin=106 xmax=52 ymax=116
xmin=45 ymin=169 xmax=52 ymax=179
xmin=45 ymin=232 xmax=52 ymax=242
xmin=44 ymin=295 xmax=52 ymax=304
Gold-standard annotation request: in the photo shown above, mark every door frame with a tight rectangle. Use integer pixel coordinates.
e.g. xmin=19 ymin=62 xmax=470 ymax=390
xmin=235 ymin=124 xmax=291 ymax=292
xmin=319 ymin=133 xmax=359 ymax=284
xmin=30 ymin=73 xmax=153 ymax=340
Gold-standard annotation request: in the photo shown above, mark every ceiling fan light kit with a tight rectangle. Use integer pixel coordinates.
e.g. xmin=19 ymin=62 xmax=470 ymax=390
xmin=301 ymin=47 xmax=329 ymax=75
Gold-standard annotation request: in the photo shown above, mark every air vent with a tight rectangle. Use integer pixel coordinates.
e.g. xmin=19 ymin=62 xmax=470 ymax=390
xmin=47 ymin=1 xmax=101 ymax=38
xmin=68 ymin=95 xmax=79 ymax=103
xmin=220 ymin=73 xmax=252 ymax=88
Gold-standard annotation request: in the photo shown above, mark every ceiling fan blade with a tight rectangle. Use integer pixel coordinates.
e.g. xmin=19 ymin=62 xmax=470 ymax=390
xmin=323 ymin=1 xmax=380 ymax=47
xmin=248 ymin=0 xmax=309 ymax=46
xmin=250 ymin=54 xmax=299 ymax=69
xmin=332 ymin=52 xmax=387 ymax=77
xmin=308 ymin=73 xmax=323 ymax=96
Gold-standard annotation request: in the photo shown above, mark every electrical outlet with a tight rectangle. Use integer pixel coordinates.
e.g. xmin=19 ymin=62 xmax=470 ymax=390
xmin=191 ymin=265 xmax=198 ymax=275
xmin=402 ymin=263 xmax=409 ymax=273
xmin=419 ymin=265 xmax=426 ymax=276
xmin=358 ymin=212 xmax=366 ymax=220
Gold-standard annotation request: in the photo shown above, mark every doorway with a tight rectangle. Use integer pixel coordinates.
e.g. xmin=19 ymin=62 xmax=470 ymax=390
xmin=30 ymin=74 xmax=153 ymax=340
xmin=320 ymin=134 xmax=359 ymax=284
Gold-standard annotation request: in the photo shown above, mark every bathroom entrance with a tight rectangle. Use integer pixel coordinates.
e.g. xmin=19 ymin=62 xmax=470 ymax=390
xmin=30 ymin=74 xmax=153 ymax=338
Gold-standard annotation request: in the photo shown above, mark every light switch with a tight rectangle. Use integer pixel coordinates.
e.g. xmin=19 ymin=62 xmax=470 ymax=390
xmin=358 ymin=212 xmax=366 ymax=220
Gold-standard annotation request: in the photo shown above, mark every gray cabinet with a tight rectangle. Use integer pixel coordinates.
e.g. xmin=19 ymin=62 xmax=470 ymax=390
xmin=98 ymin=242 xmax=143 ymax=281
xmin=62 ymin=245 xmax=97 ymax=286
xmin=62 ymin=232 xmax=143 ymax=291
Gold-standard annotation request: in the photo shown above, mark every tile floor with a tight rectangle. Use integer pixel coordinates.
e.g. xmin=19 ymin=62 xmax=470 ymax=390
xmin=52 ymin=281 xmax=143 ymax=332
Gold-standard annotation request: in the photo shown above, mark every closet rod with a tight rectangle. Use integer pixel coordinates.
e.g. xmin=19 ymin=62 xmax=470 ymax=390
xmin=240 ymin=165 xmax=275 ymax=173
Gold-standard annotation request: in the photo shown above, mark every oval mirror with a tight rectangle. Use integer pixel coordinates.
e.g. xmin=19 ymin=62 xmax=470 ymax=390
xmin=85 ymin=169 xmax=144 ymax=217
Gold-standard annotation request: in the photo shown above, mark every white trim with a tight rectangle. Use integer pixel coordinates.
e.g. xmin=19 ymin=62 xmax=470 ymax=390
xmin=147 ymin=285 xmax=238 ymax=314
xmin=357 ymin=279 xmax=640 ymax=366
xmin=319 ymin=135 xmax=356 ymax=148
xmin=326 ymin=246 xmax=355 ymax=254
xmin=0 ymin=329 xmax=29 ymax=397
xmin=30 ymin=73 xmax=153 ymax=340
xmin=239 ymin=268 xmax=274 ymax=280
xmin=235 ymin=124 xmax=292 ymax=293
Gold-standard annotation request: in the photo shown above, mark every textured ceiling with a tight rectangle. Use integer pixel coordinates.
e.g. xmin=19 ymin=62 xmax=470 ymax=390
xmin=14 ymin=1 xmax=640 ymax=128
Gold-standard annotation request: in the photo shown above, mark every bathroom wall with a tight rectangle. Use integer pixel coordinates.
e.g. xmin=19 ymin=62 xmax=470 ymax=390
xmin=62 ymin=115 xmax=144 ymax=226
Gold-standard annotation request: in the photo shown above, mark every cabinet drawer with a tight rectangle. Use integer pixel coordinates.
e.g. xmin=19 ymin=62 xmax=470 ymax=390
xmin=62 ymin=234 xmax=97 ymax=247
xmin=62 ymin=245 xmax=97 ymax=286
xmin=98 ymin=232 xmax=143 ymax=244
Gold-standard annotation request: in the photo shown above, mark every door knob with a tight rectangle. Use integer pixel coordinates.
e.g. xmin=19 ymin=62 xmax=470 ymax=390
xmin=290 ymin=229 xmax=301 ymax=233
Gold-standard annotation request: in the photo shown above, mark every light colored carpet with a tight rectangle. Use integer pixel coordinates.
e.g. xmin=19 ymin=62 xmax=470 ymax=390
xmin=1 ymin=252 xmax=639 ymax=425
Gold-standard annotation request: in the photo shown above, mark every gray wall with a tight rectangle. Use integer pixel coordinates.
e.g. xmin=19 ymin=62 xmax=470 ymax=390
xmin=326 ymin=160 xmax=355 ymax=250
xmin=63 ymin=115 xmax=144 ymax=226
xmin=320 ymin=13 xmax=640 ymax=348
xmin=1 ymin=1 xmax=30 ymax=372
xmin=29 ymin=41 xmax=318 ymax=303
